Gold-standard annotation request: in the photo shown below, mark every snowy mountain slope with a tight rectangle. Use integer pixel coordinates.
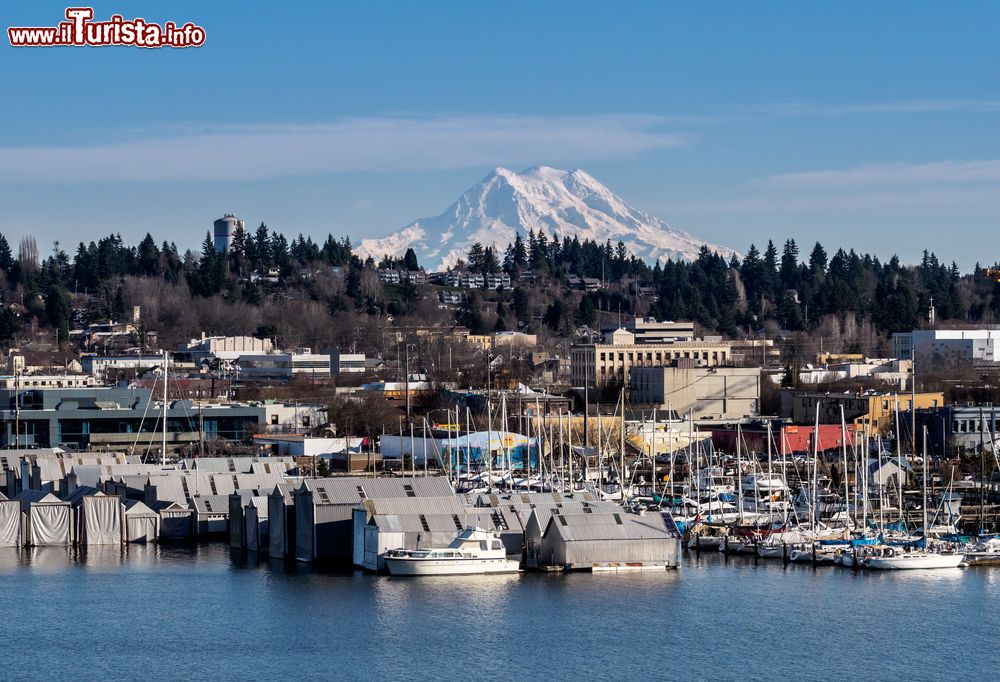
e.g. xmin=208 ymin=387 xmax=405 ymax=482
xmin=356 ymin=166 xmax=735 ymax=270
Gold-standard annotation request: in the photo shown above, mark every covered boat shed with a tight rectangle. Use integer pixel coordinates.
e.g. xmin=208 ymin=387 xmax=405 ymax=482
xmin=294 ymin=477 xmax=455 ymax=563
xmin=17 ymin=490 xmax=72 ymax=546
xmin=268 ymin=483 xmax=297 ymax=559
xmin=525 ymin=510 xmax=681 ymax=571
xmin=0 ymin=493 xmax=22 ymax=547
xmin=123 ymin=499 xmax=159 ymax=543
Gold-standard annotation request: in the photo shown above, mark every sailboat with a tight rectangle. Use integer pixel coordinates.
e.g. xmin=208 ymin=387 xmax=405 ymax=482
xmin=866 ymin=427 xmax=965 ymax=570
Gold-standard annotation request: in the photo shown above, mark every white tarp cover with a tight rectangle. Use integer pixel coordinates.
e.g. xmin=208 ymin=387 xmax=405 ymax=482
xmin=82 ymin=496 xmax=122 ymax=546
xmin=126 ymin=515 xmax=158 ymax=543
xmin=30 ymin=504 xmax=71 ymax=546
xmin=124 ymin=502 xmax=159 ymax=543
xmin=0 ymin=500 xmax=22 ymax=547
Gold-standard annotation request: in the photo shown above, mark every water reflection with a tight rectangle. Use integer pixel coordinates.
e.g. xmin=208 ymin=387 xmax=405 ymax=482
xmin=0 ymin=544 xmax=995 ymax=679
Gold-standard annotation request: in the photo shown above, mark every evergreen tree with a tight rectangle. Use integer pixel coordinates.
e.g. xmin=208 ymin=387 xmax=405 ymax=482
xmin=467 ymin=243 xmax=485 ymax=273
xmin=137 ymin=233 xmax=161 ymax=277
xmin=808 ymin=242 xmax=828 ymax=274
xmin=403 ymin=248 xmax=419 ymax=271
xmin=780 ymin=238 xmax=800 ymax=291
xmin=253 ymin=223 xmax=271 ymax=270
xmin=577 ymin=295 xmax=597 ymax=327
xmin=0 ymin=233 xmax=14 ymax=273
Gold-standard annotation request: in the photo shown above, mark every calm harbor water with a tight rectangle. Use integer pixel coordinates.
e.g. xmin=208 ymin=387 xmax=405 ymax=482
xmin=1 ymin=544 xmax=996 ymax=681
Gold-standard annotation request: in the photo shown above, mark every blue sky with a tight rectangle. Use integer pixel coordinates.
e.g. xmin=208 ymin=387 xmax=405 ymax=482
xmin=2 ymin=1 xmax=999 ymax=267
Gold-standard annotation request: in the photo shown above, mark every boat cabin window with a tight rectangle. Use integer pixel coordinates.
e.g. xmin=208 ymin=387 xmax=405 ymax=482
xmin=492 ymin=541 xmax=503 ymax=551
xmin=480 ymin=541 xmax=488 ymax=550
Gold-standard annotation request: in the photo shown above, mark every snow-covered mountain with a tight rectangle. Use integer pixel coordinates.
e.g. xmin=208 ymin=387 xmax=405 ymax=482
xmin=356 ymin=166 xmax=735 ymax=270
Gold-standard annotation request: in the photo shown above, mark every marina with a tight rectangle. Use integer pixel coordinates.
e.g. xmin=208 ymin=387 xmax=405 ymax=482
xmin=1 ymin=543 xmax=997 ymax=680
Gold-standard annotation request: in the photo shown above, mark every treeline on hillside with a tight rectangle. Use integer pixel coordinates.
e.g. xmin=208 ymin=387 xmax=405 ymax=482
xmin=2 ymin=223 xmax=999 ymax=354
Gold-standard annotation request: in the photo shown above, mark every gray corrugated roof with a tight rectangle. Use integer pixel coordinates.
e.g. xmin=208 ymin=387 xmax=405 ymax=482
xmin=300 ymin=477 xmax=456 ymax=506
xmin=545 ymin=512 xmax=670 ymax=542
xmin=363 ymin=495 xmax=465 ymax=516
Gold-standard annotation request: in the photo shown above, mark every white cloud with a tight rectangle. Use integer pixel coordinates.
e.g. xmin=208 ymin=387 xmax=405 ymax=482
xmin=757 ymin=159 xmax=1000 ymax=189
xmin=0 ymin=115 xmax=689 ymax=184
xmin=750 ymin=99 xmax=1000 ymax=116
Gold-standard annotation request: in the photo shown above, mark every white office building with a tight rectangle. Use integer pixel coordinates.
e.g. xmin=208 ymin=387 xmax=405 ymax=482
xmin=892 ymin=328 xmax=1000 ymax=364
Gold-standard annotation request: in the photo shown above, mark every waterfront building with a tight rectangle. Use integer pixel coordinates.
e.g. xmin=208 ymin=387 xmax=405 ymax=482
xmin=122 ymin=499 xmax=159 ymax=543
xmin=16 ymin=490 xmax=71 ymax=546
xmin=294 ymin=477 xmax=457 ymax=563
xmin=524 ymin=509 xmax=681 ymax=571
xmin=268 ymin=483 xmax=298 ymax=559
xmin=0 ymin=497 xmax=22 ymax=547
xmin=0 ymin=382 xmax=324 ymax=450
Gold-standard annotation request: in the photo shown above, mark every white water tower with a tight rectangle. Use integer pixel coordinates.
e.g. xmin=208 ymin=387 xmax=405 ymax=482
xmin=213 ymin=214 xmax=245 ymax=253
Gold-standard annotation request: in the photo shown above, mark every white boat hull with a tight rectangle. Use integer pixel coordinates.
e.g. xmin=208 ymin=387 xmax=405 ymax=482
xmin=385 ymin=557 xmax=521 ymax=576
xmin=756 ymin=546 xmax=784 ymax=559
xmin=866 ymin=553 xmax=965 ymax=570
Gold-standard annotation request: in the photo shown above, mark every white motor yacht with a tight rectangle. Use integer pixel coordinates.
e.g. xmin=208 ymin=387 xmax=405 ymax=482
xmin=384 ymin=527 xmax=521 ymax=576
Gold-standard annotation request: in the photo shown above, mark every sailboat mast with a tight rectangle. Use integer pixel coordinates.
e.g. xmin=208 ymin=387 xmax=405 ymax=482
xmin=651 ymin=408 xmax=657 ymax=497
xmin=567 ymin=409 xmax=573 ymax=493
xmin=922 ymin=426 xmax=929 ymax=539
xmin=736 ymin=423 xmax=743 ymax=524
xmin=840 ymin=405 xmax=849 ymax=528
xmin=811 ymin=402 xmax=820 ymax=533
xmin=766 ymin=420 xmax=773 ymax=526
xmin=162 ymin=350 xmax=168 ymax=466
xmin=619 ymin=388 xmax=626 ymax=498
xmin=895 ymin=395 xmax=903 ymax=524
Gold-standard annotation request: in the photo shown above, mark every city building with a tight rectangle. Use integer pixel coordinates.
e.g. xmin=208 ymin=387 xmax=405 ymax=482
xmin=631 ymin=365 xmax=761 ymax=421
xmin=765 ymin=358 xmax=913 ymax=390
xmin=710 ymin=423 xmax=856 ymax=456
xmin=81 ymin=354 xmax=165 ymax=380
xmin=330 ymin=351 xmax=367 ymax=375
xmin=571 ymin=328 xmax=734 ymax=388
xmin=234 ymin=349 xmax=333 ymax=381
xmin=213 ymin=214 xmax=245 ymax=253
xmin=7 ymin=349 xmax=82 ymax=375
xmin=605 ymin=318 xmax=695 ymax=345
xmin=178 ymin=334 xmax=274 ymax=364
xmin=492 ymin=331 xmax=538 ymax=353
xmin=0 ymin=382 xmax=325 ymax=449
xmin=780 ymin=390 xmax=944 ymax=437
xmin=900 ymin=405 xmax=1000 ymax=457
xmin=892 ymin=328 xmax=1000 ymax=364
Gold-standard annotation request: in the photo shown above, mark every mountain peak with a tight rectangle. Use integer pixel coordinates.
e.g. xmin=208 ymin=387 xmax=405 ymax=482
xmin=357 ymin=167 xmax=735 ymax=270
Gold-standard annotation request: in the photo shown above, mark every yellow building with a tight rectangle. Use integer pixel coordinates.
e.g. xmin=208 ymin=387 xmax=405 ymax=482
xmin=466 ymin=335 xmax=492 ymax=351
xmin=788 ymin=390 xmax=945 ymax=437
